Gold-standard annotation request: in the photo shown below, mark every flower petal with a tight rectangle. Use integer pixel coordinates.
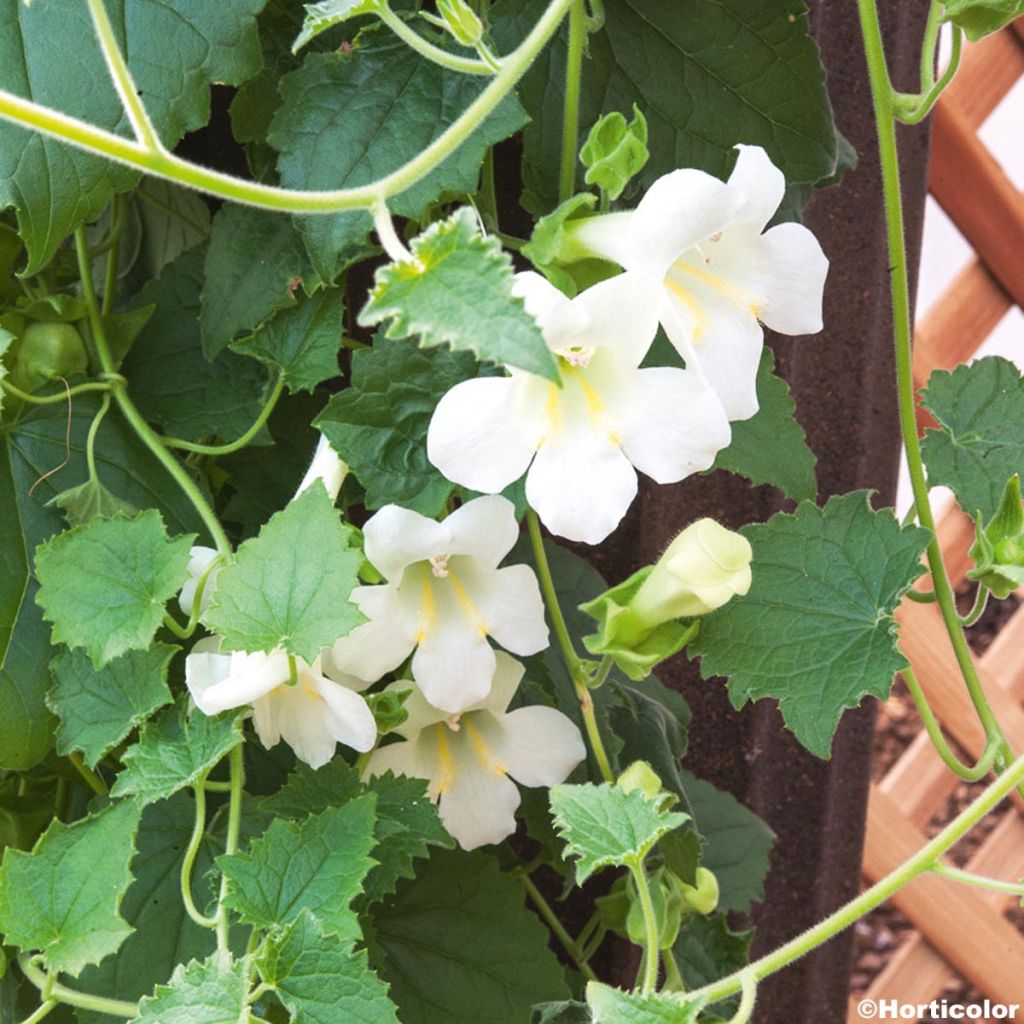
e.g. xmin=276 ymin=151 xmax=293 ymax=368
xmin=617 ymin=368 xmax=731 ymax=483
xmin=329 ymin=584 xmax=418 ymax=683
xmin=570 ymin=273 xmax=662 ymax=369
xmin=661 ymin=266 xmax=765 ymax=421
xmin=366 ymin=738 xmax=421 ymax=780
xmin=444 ymin=494 xmax=519 ymax=569
xmin=438 ymin=731 xmax=521 ymax=849
xmin=749 ymin=222 xmax=828 ymax=336
xmin=526 ymin=427 xmax=637 ymax=545
xmin=178 ymin=545 xmax=220 ymax=616
xmin=266 ymin=685 xmax=339 ymax=769
xmin=465 ymin=563 xmax=548 ymax=658
xmin=575 ymin=171 xmax=743 ymax=277
xmin=728 ymin=145 xmax=785 ymax=232
xmin=294 ymin=432 xmax=347 ymax=502
xmin=465 ymin=650 xmax=526 ymax=716
xmin=363 ymin=505 xmax=451 ymax=581
xmin=484 ymin=706 xmax=586 ymax=788
xmin=311 ymin=674 xmax=377 ymax=753
xmin=512 ymin=271 xmax=585 ymax=347
xmin=186 ymin=650 xmax=288 ymax=716
xmin=412 ymin=592 xmax=497 ymax=713
xmin=427 ymin=376 xmax=546 ymax=494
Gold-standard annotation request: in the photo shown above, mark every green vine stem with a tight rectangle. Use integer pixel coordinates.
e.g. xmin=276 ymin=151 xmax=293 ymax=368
xmin=931 ymin=862 xmax=1024 ymax=897
xmin=72 ymin=227 xmax=232 ymax=557
xmin=0 ymin=378 xmax=112 ymax=406
xmin=180 ymin=776 xmax=218 ymax=930
xmin=17 ymin=955 xmax=137 ymax=1021
xmin=518 ymin=871 xmax=598 ymax=981
xmin=629 ymin=861 xmax=660 ymax=994
xmin=901 ymin=666 xmax=1000 ymax=781
xmin=559 ymin=0 xmax=587 ymax=202
xmin=526 ymin=510 xmax=615 ymax=782
xmin=376 ymin=2 xmax=496 ymax=76
xmin=857 ymin=0 xmax=1012 ymax=769
xmin=161 ymin=375 xmax=285 ymax=458
xmin=215 ymin=745 xmax=245 ymax=950
xmin=67 ymin=752 xmax=107 ymax=796
xmin=0 ymin=0 xmax=574 ymax=218
xmin=688 ymin=746 xmax=1024 ymax=1004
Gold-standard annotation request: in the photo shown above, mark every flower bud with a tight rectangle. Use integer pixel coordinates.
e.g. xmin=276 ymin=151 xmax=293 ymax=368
xmin=967 ymin=475 xmax=1024 ymax=599
xmin=617 ymin=761 xmax=663 ymax=801
xmin=294 ymin=433 xmax=348 ymax=502
xmin=436 ymin=0 xmax=484 ymax=47
xmin=631 ymin=519 xmax=752 ymax=626
xmin=674 ymin=866 xmax=719 ymax=916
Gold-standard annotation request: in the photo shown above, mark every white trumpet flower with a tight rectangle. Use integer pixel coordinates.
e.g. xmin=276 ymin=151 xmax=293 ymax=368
xmin=330 ymin=495 xmax=549 ymax=714
xmin=185 ymin=645 xmax=376 ymax=769
xmin=568 ymin=145 xmax=828 ymax=421
xmin=427 ymin=271 xmax=731 ymax=545
xmin=366 ymin=653 xmax=585 ymax=850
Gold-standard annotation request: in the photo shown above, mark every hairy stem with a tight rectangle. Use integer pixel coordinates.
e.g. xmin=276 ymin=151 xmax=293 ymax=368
xmin=181 ymin=779 xmax=218 ymax=930
xmin=18 ymin=956 xmax=137 ymax=1020
xmin=519 ymin=872 xmax=598 ymax=981
xmin=689 ymin=747 xmax=1024 ymax=1003
xmin=857 ymin=0 xmax=1010 ymax=764
xmin=0 ymin=0 xmax=573 ymax=217
xmin=215 ymin=745 xmax=245 ymax=950
xmin=559 ymin=0 xmax=587 ymax=202
xmin=630 ymin=861 xmax=660 ymax=994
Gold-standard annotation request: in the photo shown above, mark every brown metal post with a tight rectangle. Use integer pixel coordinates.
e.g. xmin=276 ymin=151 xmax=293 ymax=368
xmin=589 ymin=2 xmax=935 ymax=1019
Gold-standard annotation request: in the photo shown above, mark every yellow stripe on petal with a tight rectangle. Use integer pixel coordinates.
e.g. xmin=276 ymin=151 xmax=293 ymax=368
xmin=433 ymin=724 xmax=458 ymax=795
xmin=447 ymin=570 xmax=488 ymax=636
xmin=673 ymin=259 xmax=761 ymax=319
xmin=464 ymin=719 xmax=507 ymax=778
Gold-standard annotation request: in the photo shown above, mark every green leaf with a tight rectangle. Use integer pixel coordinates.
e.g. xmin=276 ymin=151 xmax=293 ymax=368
xmin=48 ymin=479 xmax=137 ymax=528
xmin=709 ymin=348 xmax=817 ymax=502
xmin=691 ymin=492 xmax=930 ymax=758
xmin=1 ymin=394 xmax=209 ymax=772
xmin=262 ymin=760 xmax=452 ymax=905
xmin=0 ymin=0 xmax=266 ymax=274
xmin=47 ymin=644 xmax=177 ymax=769
xmin=679 ymin=772 xmax=772 ymax=915
xmin=122 ymin=248 xmax=270 ymax=445
xmin=585 ymin=984 xmax=703 ymax=1024
xmin=314 ymin=336 xmax=477 ymax=516
xmin=34 ymin=510 xmax=195 ymax=668
xmin=532 ymin=1002 xmax=592 ymax=1024
xmin=549 ymin=782 xmax=688 ymax=883
xmin=491 ymin=0 xmax=837 ymax=214
xmin=219 ymin=795 xmax=377 ymax=940
xmin=76 ymin=794 xmax=218 ymax=1023
xmin=920 ymin=357 xmax=1024 ymax=521
xmin=267 ymin=36 xmax=528 ymax=279
xmin=200 ymin=205 xmax=317 ymax=359
xmin=673 ymin=914 xmax=752 ymax=999
xmin=260 ymin=909 xmax=399 ymax=1024
xmin=202 ymin=485 xmax=364 ymax=661
xmin=941 ymin=0 xmax=1023 ymax=41
xmin=371 ymin=849 xmax=569 ymax=1024
xmin=111 ymin=703 xmax=243 ymax=807
xmin=233 ymin=286 xmax=345 ymax=393
xmin=293 ymin=0 xmax=383 ymax=52
xmin=360 ymin=209 xmax=557 ymax=380
xmin=219 ymin=392 xmax=324 ymax=539
xmin=0 ymin=800 xmax=140 ymax=977
xmin=133 ymin=951 xmax=247 ymax=1024
xmin=135 ymin=179 xmax=212 ymax=279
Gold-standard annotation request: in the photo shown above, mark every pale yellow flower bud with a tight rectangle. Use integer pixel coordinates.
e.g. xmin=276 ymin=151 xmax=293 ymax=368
xmin=629 ymin=519 xmax=752 ymax=627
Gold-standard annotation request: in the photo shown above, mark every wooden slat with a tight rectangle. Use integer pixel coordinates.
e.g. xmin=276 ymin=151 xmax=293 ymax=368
xmin=982 ymin=606 xmax=1024 ymax=701
xmin=913 ymin=259 xmax=1012 ymax=394
xmin=930 ymin=96 xmax=1024 ymax=309
xmin=852 ymin=813 xmax=1024 ymax=1020
xmin=860 ymin=787 xmax=1024 ymax=1004
xmin=947 ymin=23 xmax=1024 ymax=126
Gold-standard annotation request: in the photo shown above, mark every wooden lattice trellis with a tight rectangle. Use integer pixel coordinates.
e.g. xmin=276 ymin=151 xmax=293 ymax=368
xmin=849 ymin=19 xmax=1024 ymax=1021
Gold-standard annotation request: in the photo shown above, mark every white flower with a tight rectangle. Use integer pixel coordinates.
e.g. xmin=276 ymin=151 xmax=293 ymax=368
xmin=427 ymin=271 xmax=731 ymax=545
xmin=178 ymin=545 xmax=221 ymax=617
xmin=330 ymin=494 xmax=548 ymax=714
xmin=367 ymin=653 xmax=585 ymax=850
xmin=185 ymin=643 xmax=376 ymax=769
xmin=568 ymin=145 xmax=828 ymax=421
xmin=295 ymin=432 xmax=347 ymax=501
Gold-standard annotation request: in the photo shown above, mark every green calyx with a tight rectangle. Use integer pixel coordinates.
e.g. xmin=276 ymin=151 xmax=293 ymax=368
xmin=580 ymin=566 xmax=699 ymax=682
xmin=580 ymin=105 xmax=649 ymax=202
xmin=967 ymin=474 xmax=1024 ymax=598
xmin=436 ymin=0 xmax=485 ymax=47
